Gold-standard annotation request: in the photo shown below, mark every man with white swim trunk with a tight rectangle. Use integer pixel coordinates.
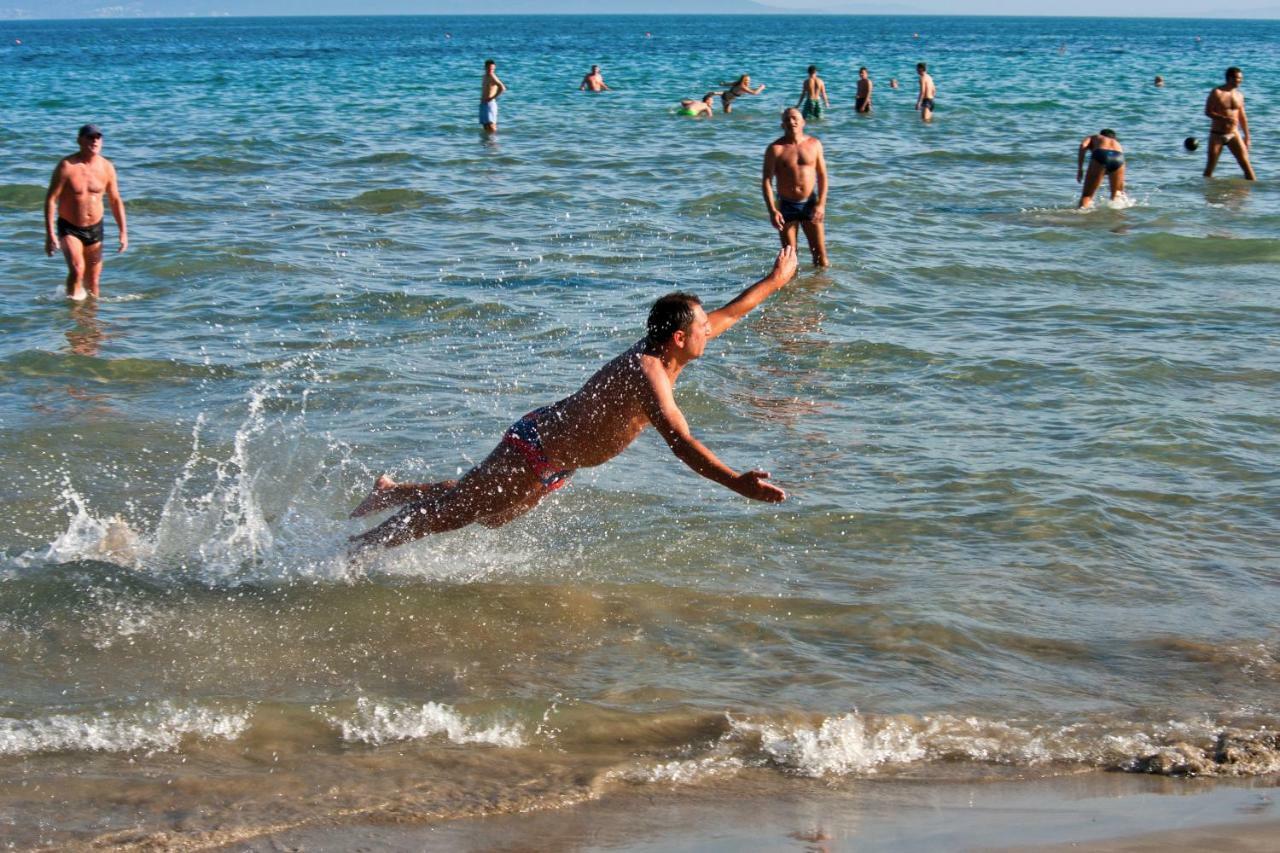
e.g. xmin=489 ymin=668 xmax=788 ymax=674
xmin=1203 ymin=66 xmax=1255 ymax=180
xmin=480 ymin=58 xmax=507 ymax=133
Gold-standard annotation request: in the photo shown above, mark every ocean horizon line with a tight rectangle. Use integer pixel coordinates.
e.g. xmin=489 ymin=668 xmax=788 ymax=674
xmin=4 ymin=12 xmax=1279 ymax=23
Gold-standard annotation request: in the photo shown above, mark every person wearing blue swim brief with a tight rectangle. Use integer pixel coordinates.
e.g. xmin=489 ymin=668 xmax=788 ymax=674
xmin=763 ymin=108 xmax=830 ymax=267
xmin=348 ymin=247 xmax=799 ymax=550
xmin=1077 ymin=128 xmax=1126 ymax=209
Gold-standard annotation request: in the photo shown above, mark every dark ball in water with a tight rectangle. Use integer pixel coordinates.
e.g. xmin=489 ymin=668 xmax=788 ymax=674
xmin=1184 ymin=136 xmax=1199 ymax=151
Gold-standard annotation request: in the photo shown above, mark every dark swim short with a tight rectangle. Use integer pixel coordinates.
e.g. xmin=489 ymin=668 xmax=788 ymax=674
xmin=1091 ymin=148 xmax=1125 ymax=174
xmin=920 ymin=97 xmax=935 ymax=111
xmin=778 ymin=193 xmax=818 ymax=224
xmin=855 ymin=95 xmax=870 ymax=112
xmin=501 ymin=406 xmax=574 ymax=492
xmin=56 ymin=217 xmax=104 ymax=246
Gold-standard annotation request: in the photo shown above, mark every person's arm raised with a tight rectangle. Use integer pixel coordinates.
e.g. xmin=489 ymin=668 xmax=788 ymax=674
xmin=707 ymin=245 xmax=797 ymax=340
xmin=641 ymin=359 xmax=786 ymax=502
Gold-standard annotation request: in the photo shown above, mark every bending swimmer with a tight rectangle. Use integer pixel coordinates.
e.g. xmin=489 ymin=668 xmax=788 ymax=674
xmin=719 ymin=75 xmax=766 ymax=113
xmin=1077 ymin=128 xmax=1126 ymax=209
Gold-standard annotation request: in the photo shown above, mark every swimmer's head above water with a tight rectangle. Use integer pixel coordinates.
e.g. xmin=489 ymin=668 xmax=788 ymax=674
xmin=647 ymin=292 xmax=704 ymax=347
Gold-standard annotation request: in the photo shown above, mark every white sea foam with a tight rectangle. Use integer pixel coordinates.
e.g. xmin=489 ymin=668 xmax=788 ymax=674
xmin=0 ymin=702 xmax=250 ymax=757
xmin=328 ymin=697 xmax=525 ymax=748
xmin=724 ymin=711 xmax=1280 ymax=778
xmin=610 ymin=755 xmax=744 ymax=785
xmin=733 ymin=712 xmax=926 ymax=777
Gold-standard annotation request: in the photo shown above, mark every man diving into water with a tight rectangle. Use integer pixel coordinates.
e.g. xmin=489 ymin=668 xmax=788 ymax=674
xmin=350 ymin=247 xmax=799 ymax=550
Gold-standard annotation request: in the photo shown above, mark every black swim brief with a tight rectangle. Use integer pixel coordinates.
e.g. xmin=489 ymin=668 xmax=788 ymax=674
xmin=1091 ymin=148 xmax=1125 ymax=174
xmin=56 ymin=217 xmax=104 ymax=247
xmin=778 ymin=193 xmax=818 ymax=224
xmin=920 ymin=97 xmax=935 ymax=111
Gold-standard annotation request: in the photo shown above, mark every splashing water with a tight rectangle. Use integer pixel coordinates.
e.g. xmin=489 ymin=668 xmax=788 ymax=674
xmin=22 ymin=377 xmax=361 ymax=584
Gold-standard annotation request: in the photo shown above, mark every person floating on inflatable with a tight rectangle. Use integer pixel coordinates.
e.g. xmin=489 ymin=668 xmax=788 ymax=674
xmin=677 ymin=93 xmax=718 ymax=118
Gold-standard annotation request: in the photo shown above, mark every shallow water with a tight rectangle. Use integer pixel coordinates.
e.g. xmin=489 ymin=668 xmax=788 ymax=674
xmin=0 ymin=14 xmax=1278 ymax=848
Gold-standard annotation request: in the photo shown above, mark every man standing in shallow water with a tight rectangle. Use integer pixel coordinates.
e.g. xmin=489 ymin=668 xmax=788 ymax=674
xmin=916 ymin=62 xmax=936 ymax=122
xmin=855 ymin=67 xmax=873 ymax=113
xmin=480 ymin=59 xmax=507 ymax=133
xmin=762 ymin=108 xmax=829 ymax=267
xmin=796 ymin=65 xmax=829 ymax=120
xmin=579 ymin=65 xmax=609 ymax=92
xmin=44 ymin=124 xmax=127 ymax=300
xmin=1203 ymin=66 xmax=1256 ymax=180
xmin=349 ymin=247 xmax=798 ymax=550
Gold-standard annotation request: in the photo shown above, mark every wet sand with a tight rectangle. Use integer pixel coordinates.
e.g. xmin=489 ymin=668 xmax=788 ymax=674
xmin=230 ymin=772 xmax=1278 ymax=851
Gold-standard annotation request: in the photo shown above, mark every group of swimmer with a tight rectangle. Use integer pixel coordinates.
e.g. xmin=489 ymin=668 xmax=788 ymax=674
xmin=38 ymin=56 xmax=1261 ymax=550
xmin=1076 ymin=66 xmax=1256 ymax=209
xmin=676 ymin=63 xmax=929 ymax=121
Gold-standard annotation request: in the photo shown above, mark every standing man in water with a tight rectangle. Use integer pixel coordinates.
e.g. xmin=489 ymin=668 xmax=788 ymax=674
xmin=762 ymin=108 xmax=829 ymax=267
xmin=796 ymin=65 xmax=829 ymax=120
xmin=1203 ymin=66 xmax=1256 ymax=180
xmin=916 ymin=62 xmax=936 ymax=122
xmin=480 ymin=58 xmax=507 ymax=133
xmin=44 ymin=124 xmax=127 ymax=300
xmin=349 ymin=247 xmax=798 ymax=550
xmin=579 ymin=65 xmax=609 ymax=92
xmin=855 ymin=67 xmax=873 ymax=113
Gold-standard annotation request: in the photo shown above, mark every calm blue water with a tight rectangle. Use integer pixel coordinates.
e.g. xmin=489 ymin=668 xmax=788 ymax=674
xmin=0 ymin=14 xmax=1277 ymax=847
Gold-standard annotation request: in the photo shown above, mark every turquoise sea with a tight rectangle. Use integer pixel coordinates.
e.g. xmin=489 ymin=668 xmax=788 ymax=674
xmin=0 ymin=14 xmax=1278 ymax=848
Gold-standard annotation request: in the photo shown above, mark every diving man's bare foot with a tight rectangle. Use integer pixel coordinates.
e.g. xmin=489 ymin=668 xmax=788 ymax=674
xmin=350 ymin=476 xmax=460 ymax=518
xmin=350 ymin=475 xmax=400 ymax=518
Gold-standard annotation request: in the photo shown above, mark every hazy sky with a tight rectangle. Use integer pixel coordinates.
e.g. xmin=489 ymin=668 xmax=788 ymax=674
xmin=771 ymin=0 xmax=1272 ymax=15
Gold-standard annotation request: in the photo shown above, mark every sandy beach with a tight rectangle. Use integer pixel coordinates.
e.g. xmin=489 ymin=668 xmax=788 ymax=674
xmin=227 ymin=772 xmax=1278 ymax=851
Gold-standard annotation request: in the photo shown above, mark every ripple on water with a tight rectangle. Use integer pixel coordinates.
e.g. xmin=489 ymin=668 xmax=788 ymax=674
xmin=0 ymin=183 xmax=45 ymax=210
xmin=1127 ymin=233 xmax=1280 ymax=264
xmin=127 ymin=196 xmax=210 ymax=216
xmin=141 ymin=157 xmax=274 ymax=174
xmin=0 ymin=350 xmax=235 ymax=384
xmin=318 ymin=188 xmax=449 ymax=214
xmin=337 ymin=151 xmax=420 ymax=167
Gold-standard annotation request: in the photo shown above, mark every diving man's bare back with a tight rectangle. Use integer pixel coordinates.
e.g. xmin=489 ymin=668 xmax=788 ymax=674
xmin=350 ymin=247 xmax=798 ymax=550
